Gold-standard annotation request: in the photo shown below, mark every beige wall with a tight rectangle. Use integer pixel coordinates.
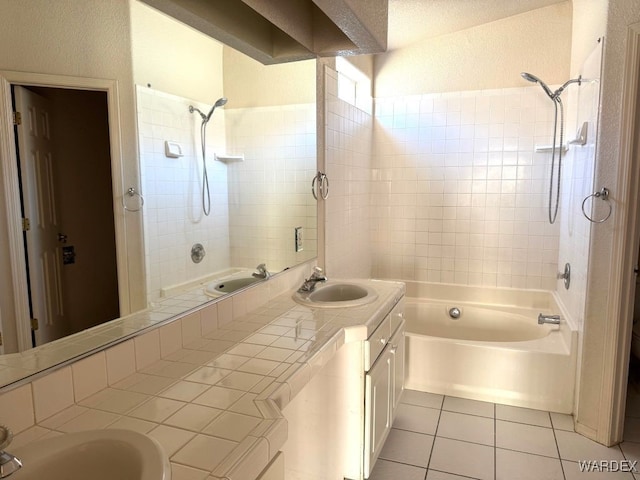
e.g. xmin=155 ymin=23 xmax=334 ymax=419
xmin=0 ymin=0 xmax=145 ymax=349
xmin=373 ymin=2 xmax=572 ymax=97
xmin=130 ymin=1 xmax=224 ymax=103
xmin=223 ymin=47 xmax=316 ymax=108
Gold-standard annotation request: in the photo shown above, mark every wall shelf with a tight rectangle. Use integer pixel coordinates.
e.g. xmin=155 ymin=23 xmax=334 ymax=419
xmin=534 ymin=144 xmax=569 ymax=153
xmin=215 ymin=154 xmax=244 ymax=163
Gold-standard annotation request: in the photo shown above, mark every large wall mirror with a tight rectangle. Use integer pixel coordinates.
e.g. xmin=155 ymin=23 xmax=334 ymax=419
xmin=0 ymin=0 xmax=317 ymax=390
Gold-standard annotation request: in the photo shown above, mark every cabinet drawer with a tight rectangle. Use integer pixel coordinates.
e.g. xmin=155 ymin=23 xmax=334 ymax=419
xmin=364 ymin=314 xmax=392 ymax=371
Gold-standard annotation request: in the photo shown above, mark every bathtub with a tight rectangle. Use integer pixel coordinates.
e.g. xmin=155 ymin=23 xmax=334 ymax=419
xmin=403 ymin=281 xmax=577 ymax=413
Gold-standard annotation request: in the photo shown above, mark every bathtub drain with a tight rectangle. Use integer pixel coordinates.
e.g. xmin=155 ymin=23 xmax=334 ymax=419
xmin=449 ymin=307 xmax=461 ymax=319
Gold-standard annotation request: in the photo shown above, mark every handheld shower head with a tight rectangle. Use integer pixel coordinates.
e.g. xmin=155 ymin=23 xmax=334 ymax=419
xmin=205 ymin=97 xmax=228 ymax=122
xmin=520 ymin=72 xmax=555 ymax=99
xmin=189 ymin=97 xmax=228 ymax=123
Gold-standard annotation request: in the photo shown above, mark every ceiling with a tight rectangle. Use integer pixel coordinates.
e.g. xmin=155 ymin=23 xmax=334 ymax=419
xmin=387 ymin=0 xmax=569 ymax=50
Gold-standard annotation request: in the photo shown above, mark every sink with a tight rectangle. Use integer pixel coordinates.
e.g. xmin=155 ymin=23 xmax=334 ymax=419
xmin=293 ymin=282 xmax=378 ymax=308
xmin=205 ymin=276 xmax=262 ymax=296
xmin=12 ymin=429 xmax=170 ymax=480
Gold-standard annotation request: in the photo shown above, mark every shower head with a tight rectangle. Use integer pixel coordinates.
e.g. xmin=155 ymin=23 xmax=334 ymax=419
xmin=205 ymin=97 xmax=228 ymax=122
xmin=189 ymin=97 xmax=228 ymax=123
xmin=521 ymin=72 xmax=555 ymax=99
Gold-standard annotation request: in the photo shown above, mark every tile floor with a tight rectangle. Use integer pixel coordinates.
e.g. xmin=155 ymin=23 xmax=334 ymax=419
xmin=369 ymin=389 xmax=640 ymax=480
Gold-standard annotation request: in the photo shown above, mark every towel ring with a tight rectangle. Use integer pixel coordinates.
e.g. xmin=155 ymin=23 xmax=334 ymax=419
xmin=581 ymin=187 xmax=612 ymax=223
xmin=312 ymin=172 xmax=329 ymax=200
xmin=123 ymin=187 xmax=144 ymax=212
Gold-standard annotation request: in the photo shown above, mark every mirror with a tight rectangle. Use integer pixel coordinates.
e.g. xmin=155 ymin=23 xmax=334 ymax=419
xmin=0 ymin=0 xmax=317 ymax=389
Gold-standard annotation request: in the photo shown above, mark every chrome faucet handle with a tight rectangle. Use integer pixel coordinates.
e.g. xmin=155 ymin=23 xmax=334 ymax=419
xmin=0 ymin=426 xmax=12 ymax=451
xmin=0 ymin=425 xmax=21 ymax=479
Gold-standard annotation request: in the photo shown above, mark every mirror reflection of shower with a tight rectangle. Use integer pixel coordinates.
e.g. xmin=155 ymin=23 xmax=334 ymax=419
xmin=189 ymin=97 xmax=228 ymax=216
xmin=521 ymin=73 xmax=581 ymax=224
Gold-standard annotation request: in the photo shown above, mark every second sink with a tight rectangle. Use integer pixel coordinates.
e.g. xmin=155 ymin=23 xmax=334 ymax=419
xmin=12 ymin=429 xmax=170 ymax=480
xmin=208 ymin=277 xmax=263 ymax=295
xmin=294 ymin=282 xmax=378 ymax=308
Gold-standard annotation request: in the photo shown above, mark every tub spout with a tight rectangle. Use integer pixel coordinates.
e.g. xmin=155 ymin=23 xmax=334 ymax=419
xmin=538 ymin=313 xmax=561 ymax=325
xmin=252 ymin=263 xmax=270 ymax=280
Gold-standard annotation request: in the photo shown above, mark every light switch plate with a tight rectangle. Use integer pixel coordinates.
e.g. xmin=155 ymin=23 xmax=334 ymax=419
xmin=295 ymin=227 xmax=303 ymax=252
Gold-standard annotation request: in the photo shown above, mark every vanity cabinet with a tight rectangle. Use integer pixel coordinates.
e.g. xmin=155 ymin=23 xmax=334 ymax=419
xmin=364 ymin=314 xmax=405 ymax=478
xmin=281 ymin=296 xmax=404 ymax=480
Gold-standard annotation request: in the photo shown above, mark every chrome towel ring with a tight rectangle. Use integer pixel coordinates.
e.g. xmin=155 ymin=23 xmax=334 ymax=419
xmin=312 ymin=171 xmax=329 ymax=200
xmin=123 ymin=187 xmax=144 ymax=212
xmin=581 ymin=187 xmax=612 ymax=223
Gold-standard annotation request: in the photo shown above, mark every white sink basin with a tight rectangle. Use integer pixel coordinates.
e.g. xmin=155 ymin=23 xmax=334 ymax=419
xmin=293 ymin=282 xmax=378 ymax=308
xmin=205 ymin=276 xmax=263 ymax=296
xmin=13 ymin=429 xmax=170 ymax=480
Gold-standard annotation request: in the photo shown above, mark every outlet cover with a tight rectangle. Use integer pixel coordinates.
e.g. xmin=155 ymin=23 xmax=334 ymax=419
xmin=295 ymin=227 xmax=303 ymax=252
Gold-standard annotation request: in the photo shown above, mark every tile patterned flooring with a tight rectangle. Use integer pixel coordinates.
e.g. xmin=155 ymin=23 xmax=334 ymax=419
xmin=369 ymin=389 xmax=640 ymax=480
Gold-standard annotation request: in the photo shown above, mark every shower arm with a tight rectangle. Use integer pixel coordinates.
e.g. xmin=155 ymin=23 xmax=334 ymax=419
xmin=553 ymin=75 xmax=582 ymax=98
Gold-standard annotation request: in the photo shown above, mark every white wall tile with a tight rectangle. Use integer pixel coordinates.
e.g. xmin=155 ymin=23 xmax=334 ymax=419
xmin=71 ymin=353 xmax=108 ymax=402
xmin=32 ymin=367 xmax=74 ymax=422
xmin=134 ymin=330 xmax=161 ymax=370
xmin=0 ymin=384 xmax=34 ymax=433
xmin=160 ymin=319 xmax=183 ymax=357
xmin=372 ymin=87 xmax=560 ymax=289
xmin=105 ymin=340 xmax=136 ymax=385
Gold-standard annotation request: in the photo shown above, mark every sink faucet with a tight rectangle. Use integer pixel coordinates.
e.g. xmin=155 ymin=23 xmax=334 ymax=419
xmin=252 ymin=263 xmax=270 ymax=280
xmin=297 ymin=267 xmax=327 ymax=293
xmin=0 ymin=426 xmax=22 ymax=478
xmin=538 ymin=313 xmax=561 ymax=325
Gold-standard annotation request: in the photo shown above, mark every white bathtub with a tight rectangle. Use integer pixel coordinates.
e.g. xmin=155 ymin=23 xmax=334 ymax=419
xmin=404 ymin=282 xmax=577 ymax=413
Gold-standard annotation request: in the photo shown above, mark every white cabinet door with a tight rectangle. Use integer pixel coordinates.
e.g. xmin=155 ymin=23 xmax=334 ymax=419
xmin=390 ymin=321 xmax=405 ymax=421
xmin=364 ymin=346 xmax=392 ymax=478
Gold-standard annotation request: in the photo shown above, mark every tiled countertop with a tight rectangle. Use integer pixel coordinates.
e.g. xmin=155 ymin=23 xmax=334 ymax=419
xmin=14 ymin=279 xmax=405 ymax=480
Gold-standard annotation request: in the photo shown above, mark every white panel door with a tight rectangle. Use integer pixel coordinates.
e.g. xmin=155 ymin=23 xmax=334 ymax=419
xmin=364 ymin=346 xmax=392 ymax=478
xmin=15 ymin=86 xmax=65 ymax=346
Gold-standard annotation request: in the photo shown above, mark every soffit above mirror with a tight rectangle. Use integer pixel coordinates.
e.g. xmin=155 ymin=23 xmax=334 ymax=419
xmin=138 ymin=0 xmax=388 ymax=64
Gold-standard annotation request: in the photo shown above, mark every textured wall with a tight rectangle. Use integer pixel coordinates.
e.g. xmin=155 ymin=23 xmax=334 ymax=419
xmin=223 ymin=47 xmax=316 ymax=109
xmin=373 ymin=3 xmax=572 ymax=97
xmin=131 ymin=1 xmax=224 ymax=103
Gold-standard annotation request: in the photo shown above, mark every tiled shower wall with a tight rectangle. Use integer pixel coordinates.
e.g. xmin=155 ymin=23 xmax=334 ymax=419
xmin=137 ymin=88 xmax=317 ymax=302
xmin=372 ymin=87 xmax=561 ymax=290
xmin=324 ymin=66 xmax=373 ymax=279
xmin=137 ymin=87 xmax=230 ymax=303
xmin=225 ymin=105 xmax=317 ymax=272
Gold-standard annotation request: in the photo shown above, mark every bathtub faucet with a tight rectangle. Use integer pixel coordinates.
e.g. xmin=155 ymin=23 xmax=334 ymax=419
xmin=252 ymin=263 xmax=270 ymax=280
xmin=298 ymin=267 xmax=327 ymax=293
xmin=538 ymin=313 xmax=561 ymax=325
